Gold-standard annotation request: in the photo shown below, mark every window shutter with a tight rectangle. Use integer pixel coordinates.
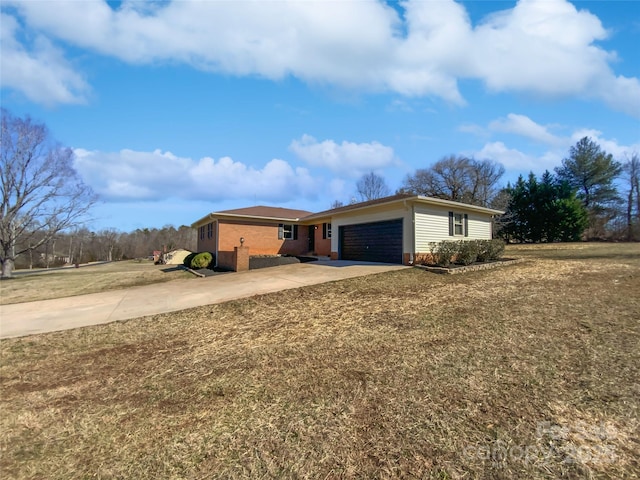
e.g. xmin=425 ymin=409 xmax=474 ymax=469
xmin=322 ymin=223 xmax=327 ymax=239
xmin=448 ymin=211 xmax=454 ymax=236
xmin=278 ymin=224 xmax=284 ymax=240
xmin=293 ymin=225 xmax=299 ymax=240
xmin=464 ymin=214 xmax=469 ymax=237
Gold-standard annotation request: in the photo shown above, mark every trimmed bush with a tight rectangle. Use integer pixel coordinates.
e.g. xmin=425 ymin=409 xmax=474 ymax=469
xmin=487 ymin=239 xmax=505 ymax=261
xmin=424 ymin=239 xmax=505 ymax=267
xmin=455 ymin=240 xmax=479 ymax=265
xmin=476 ymin=239 xmax=505 ymax=262
xmin=429 ymin=240 xmax=458 ymax=267
xmin=190 ymin=252 xmax=213 ymax=269
xmin=183 ymin=252 xmax=197 ymax=268
xmin=476 ymin=240 xmax=490 ymax=262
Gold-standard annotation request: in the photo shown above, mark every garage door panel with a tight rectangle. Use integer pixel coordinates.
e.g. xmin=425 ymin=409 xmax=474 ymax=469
xmin=339 ymin=218 xmax=403 ymax=264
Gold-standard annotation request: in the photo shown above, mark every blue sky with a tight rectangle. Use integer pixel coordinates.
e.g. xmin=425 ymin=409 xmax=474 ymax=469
xmin=1 ymin=0 xmax=639 ymax=232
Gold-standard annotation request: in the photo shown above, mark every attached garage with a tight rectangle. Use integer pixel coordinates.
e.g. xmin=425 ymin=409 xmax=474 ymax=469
xmin=339 ymin=218 xmax=403 ymax=264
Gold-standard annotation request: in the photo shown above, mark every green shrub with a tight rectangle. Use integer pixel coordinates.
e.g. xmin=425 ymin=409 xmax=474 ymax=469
xmin=476 ymin=240 xmax=491 ymax=262
xmin=456 ymin=240 xmax=479 ymax=265
xmin=190 ymin=252 xmax=213 ymax=269
xmin=183 ymin=252 xmax=197 ymax=268
xmin=429 ymin=241 xmax=458 ymax=267
xmin=476 ymin=239 xmax=505 ymax=262
xmin=487 ymin=239 xmax=505 ymax=261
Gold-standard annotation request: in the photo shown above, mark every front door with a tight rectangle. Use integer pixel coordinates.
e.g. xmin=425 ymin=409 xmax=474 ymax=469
xmin=308 ymin=225 xmax=315 ymax=253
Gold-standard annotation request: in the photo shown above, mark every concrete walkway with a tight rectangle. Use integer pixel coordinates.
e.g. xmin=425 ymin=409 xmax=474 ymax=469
xmin=0 ymin=260 xmax=407 ymax=339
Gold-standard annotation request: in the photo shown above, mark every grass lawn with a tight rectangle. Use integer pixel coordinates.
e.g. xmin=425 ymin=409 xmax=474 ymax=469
xmin=1 ymin=243 xmax=639 ymax=479
xmin=0 ymin=260 xmax=194 ymax=305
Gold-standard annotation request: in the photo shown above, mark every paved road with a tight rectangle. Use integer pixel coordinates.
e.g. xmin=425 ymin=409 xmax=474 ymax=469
xmin=0 ymin=260 xmax=407 ymax=339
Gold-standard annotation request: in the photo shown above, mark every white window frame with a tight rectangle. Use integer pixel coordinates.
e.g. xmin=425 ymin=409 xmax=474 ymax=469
xmin=323 ymin=222 xmax=332 ymax=239
xmin=282 ymin=224 xmax=294 ymax=240
xmin=454 ymin=213 xmax=464 ymax=236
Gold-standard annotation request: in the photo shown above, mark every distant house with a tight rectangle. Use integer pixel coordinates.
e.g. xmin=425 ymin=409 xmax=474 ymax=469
xmin=191 ymin=194 xmax=503 ymax=266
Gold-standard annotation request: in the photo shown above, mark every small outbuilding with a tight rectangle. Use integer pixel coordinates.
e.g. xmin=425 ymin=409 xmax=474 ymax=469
xmin=162 ymin=249 xmax=193 ymax=265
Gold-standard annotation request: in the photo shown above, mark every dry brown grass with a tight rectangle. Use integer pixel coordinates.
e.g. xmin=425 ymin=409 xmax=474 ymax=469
xmin=1 ymin=243 xmax=639 ymax=479
xmin=0 ymin=261 xmax=194 ymax=305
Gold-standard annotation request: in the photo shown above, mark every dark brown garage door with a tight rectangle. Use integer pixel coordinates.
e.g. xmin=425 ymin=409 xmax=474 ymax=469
xmin=339 ymin=218 xmax=403 ymax=264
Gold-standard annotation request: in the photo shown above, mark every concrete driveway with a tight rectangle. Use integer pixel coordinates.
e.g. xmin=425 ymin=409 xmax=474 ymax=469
xmin=0 ymin=260 xmax=407 ymax=339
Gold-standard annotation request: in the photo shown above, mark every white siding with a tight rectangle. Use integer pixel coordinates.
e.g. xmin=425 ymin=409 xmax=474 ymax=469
xmin=466 ymin=212 xmax=492 ymax=239
xmin=414 ymin=204 xmax=492 ymax=252
xmin=414 ymin=205 xmax=452 ymax=251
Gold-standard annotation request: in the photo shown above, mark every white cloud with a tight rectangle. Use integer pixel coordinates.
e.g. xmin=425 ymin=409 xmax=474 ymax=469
xmin=475 ymin=141 xmax=554 ymax=172
xmin=488 ymin=114 xmax=564 ymax=147
xmin=570 ymin=129 xmax=640 ymax=159
xmin=0 ymin=13 xmax=89 ymax=105
xmin=472 ymin=117 xmax=640 ymax=175
xmin=289 ymin=134 xmax=395 ymax=176
xmin=73 ymin=148 xmax=318 ymax=202
xmin=2 ymin=0 xmax=638 ymax=115
xmin=466 ymin=0 xmax=640 ymax=116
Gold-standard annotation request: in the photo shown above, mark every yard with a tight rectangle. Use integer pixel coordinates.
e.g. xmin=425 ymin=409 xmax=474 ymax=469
xmin=1 ymin=243 xmax=638 ymax=479
xmin=0 ymin=260 xmax=194 ymax=305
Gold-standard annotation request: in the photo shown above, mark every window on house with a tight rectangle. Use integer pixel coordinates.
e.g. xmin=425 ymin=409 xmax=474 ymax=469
xmin=278 ymin=224 xmax=298 ymax=240
xmin=449 ymin=211 xmax=468 ymax=237
xmin=207 ymin=222 xmax=213 ymax=239
xmin=454 ymin=213 xmax=464 ymax=236
xmin=199 ymin=226 xmax=205 ymax=240
xmin=322 ymin=222 xmax=332 ymax=239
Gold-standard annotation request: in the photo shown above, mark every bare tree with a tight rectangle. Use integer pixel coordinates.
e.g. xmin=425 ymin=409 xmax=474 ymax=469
xmin=0 ymin=109 xmax=96 ymax=277
xmin=623 ymin=152 xmax=640 ymax=240
xmin=468 ymin=159 xmax=505 ymax=207
xmin=330 ymin=200 xmax=344 ymax=209
xmin=356 ymin=171 xmax=390 ymax=201
xmin=402 ymin=155 xmax=504 ymax=207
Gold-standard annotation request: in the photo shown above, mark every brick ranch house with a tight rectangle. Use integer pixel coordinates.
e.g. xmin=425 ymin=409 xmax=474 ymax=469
xmin=191 ymin=194 xmax=503 ymax=269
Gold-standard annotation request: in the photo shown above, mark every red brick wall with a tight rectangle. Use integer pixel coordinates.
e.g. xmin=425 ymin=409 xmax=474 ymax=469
xmin=313 ymin=224 xmax=331 ymax=256
xmin=218 ymin=220 xmax=309 ymax=258
xmin=196 ymin=221 xmax=217 ymax=253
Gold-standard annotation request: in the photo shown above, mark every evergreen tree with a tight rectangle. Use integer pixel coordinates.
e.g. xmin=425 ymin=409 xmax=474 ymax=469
xmin=555 ymin=137 xmax=621 ymax=236
xmin=500 ymin=171 xmax=588 ymax=243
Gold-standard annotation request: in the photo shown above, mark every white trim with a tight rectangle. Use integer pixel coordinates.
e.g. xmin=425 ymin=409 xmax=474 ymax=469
xmin=303 ymin=195 xmax=503 ymax=222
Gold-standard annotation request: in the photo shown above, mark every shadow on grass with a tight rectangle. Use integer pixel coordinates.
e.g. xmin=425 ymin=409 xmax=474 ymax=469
xmin=160 ymin=266 xmax=184 ymax=273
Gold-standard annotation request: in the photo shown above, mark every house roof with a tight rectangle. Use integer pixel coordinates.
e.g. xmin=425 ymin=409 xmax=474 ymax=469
xmin=191 ymin=205 xmax=313 ymax=227
xmin=302 ymin=193 xmax=414 ymax=221
xmin=192 ymin=195 xmax=503 ymax=227
xmin=302 ymin=194 xmax=504 ymax=221
xmin=217 ymin=206 xmax=313 ymax=219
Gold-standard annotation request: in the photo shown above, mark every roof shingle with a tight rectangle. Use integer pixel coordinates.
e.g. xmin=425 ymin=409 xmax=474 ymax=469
xmin=216 ymin=206 xmax=312 ymax=220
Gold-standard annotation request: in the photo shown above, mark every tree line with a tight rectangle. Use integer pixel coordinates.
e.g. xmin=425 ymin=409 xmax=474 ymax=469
xmin=351 ymin=137 xmax=639 ymax=244
xmin=11 ymin=226 xmax=197 ymax=271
